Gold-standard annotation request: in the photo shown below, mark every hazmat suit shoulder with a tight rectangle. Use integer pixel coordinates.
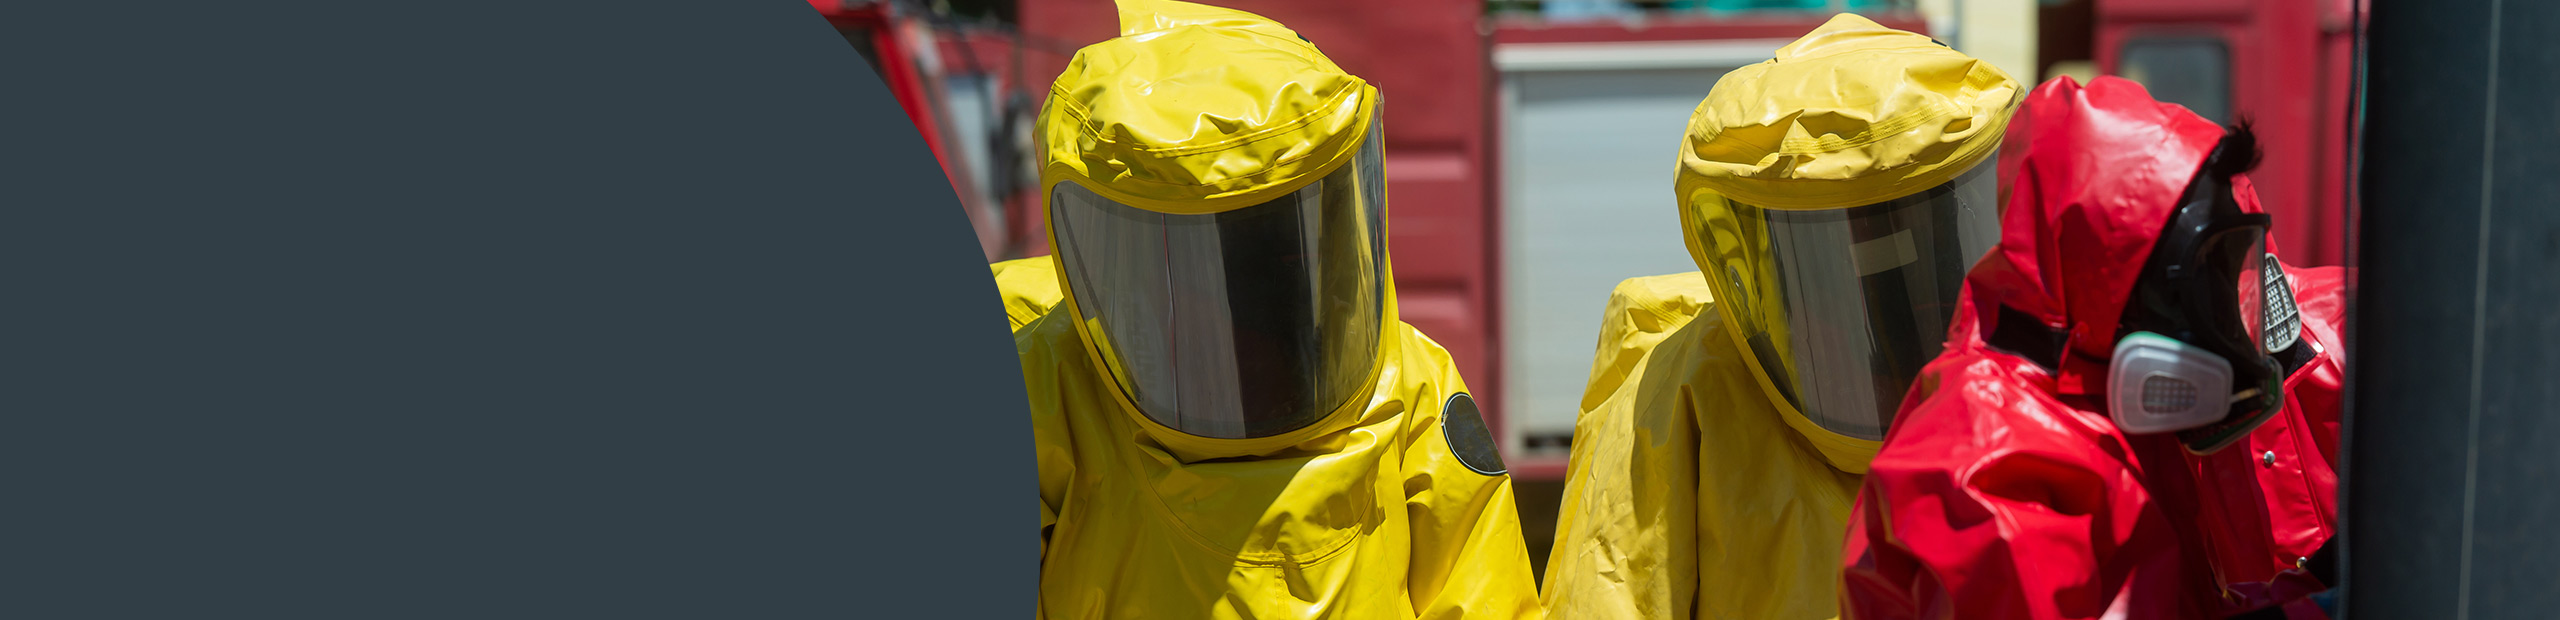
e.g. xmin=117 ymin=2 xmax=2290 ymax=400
xmin=1542 ymin=272 xmax=1863 ymax=620
xmin=2197 ymin=258 xmax=2347 ymax=585
xmin=1022 ymin=310 xmax=1541 ymax=619
xmin=1548 ymin=13 xmax=2012 ymax=618
xmin=1844 ymin=331 xmax=2212 ymax=619
xmin=989 ymin=257 xmax=1063 ymax=331
xmin=1841 ymin=296 xmax=2343 ymax=619
xmin=2277 ymin=262 xmax=2349 ymax=466
xmin=1840 ymin=76 xmax=2343 ymax=620
xmin=1026 ymin=2 xmax=1537 ymax=617
xmin=1387 ymin=326 xmax=1545 ymax=620
xmin=1577 ymin=273 xmax=1717 ymax=410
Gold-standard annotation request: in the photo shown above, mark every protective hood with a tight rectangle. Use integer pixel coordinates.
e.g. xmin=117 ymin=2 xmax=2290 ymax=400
xmin=1675 ymin=13 xmax=2018 ymax=472
xmin=1967 ymin=76 xmax=2247 ymax=394
xmin=990 ymin=256 xmax=1063 ymax=331
xmin=1041 ymin=0 xmax=1377 ymax=214
xmin=1038 ymin=0 xmax=1399 ymax=459
xmin=1673 ymin=13 xmax=2019 ymax=213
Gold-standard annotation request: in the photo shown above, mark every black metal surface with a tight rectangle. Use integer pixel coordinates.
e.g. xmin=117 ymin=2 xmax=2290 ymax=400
xmin=2346 ymin=0 xmax=2560 ymax=617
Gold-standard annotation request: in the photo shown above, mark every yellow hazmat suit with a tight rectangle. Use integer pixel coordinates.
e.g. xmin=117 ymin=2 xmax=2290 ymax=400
xmin=1022 ymin=2 xmax=1542 ymax=618
xmin=990 ymin=257 xmax=1060 ymax=331
xmin=1541 ymin=14 xmax=2018 ymax=620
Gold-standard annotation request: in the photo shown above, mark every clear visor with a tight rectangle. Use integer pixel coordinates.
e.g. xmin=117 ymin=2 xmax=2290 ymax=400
xmin=1048 ymin=122 xmax=1388 ymax=440
xmin=2198 ymin=227 xmax=2269 ymax=356
xmin=1706 ymin=161 xmax=2001 ymax=441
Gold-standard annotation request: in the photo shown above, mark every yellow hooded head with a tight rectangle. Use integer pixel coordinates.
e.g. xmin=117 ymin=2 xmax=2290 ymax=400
xmin=1675 ymin=14 xmax=2020 ymax=472
xmin=1036 ymin=0 xmax=1398 ymax=457
xmin=1040 ymin=0 xmax=1379 ymax=215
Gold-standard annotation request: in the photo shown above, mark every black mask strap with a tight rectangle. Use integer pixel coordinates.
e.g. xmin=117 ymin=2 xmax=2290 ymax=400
xmin=1984 ymin=304 xmax=2068 ymax=373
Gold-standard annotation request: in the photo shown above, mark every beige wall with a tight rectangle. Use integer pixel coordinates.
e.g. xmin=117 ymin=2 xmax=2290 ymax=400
xmin=1919 ymin=0 xmax=2039 ymax=83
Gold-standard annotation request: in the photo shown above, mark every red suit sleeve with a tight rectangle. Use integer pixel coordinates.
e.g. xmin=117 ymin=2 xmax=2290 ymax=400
xmin=2280 ymin=264 xmax=2350 ymax=466
xmin=1840 ymin=359 xmax=2206 ymax=620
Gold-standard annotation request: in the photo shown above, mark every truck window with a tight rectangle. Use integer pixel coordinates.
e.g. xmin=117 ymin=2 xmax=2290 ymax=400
xmin=2118 ymin=36 xmax=2232 ymax=123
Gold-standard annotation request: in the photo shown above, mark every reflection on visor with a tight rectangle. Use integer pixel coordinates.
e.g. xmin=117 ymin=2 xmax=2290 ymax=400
xmin=1709 ymin=162 xmax=2001 ymax=441
xmin=2197 ymin=228 xmax=2268 ymax=356
xmin=1048 ymin=125 xmax=1388 ymax=440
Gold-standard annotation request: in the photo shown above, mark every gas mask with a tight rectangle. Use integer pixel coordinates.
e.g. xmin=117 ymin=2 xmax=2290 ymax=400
xmin=2108 ymin=129 xmax=2304 ymax=453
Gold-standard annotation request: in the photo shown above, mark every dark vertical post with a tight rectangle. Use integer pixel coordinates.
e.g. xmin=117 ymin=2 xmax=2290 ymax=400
xmin=2346 ymin=0 xmax=2560 ymax=617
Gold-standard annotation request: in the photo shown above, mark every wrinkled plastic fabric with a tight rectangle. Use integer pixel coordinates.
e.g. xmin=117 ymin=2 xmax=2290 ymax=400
xmin=1837 ymin=76 xmax=2343 ymax=620
xmin=1038 ymin=0 xmax=1398 ymax=458
xmin=2204 ymin=262 xmax=2346 ymax=585
xmin=1040 ymin=0 xmax=1376 ymax=215
xmin=992 ymin=256 xmax=1064 ymax=331
xmin=1674 ymin=13 xmax=2019 ymax=213
xmin=1543 ymin=18 xmax=2017 ymax=618
xmin=1024 ymin=309 xmax=1543 ymax=620
xmin=1674 ymin=13 xmax=2020 ymax=473
xmin=1023 ymin=3 xmax=1541 ymax=618
xmin=1542 ymin=273 xmax=1865 ymax=620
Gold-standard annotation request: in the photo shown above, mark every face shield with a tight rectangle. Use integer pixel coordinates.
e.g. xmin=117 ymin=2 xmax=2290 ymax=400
xmin=2118 ymin=153 xmax=2285 ymax=452
xmin=1048 ymin=118 xmax=1389 ymax=440
xmin=2199 ymin=225 xmax=2270 ymax=357
xmin=2122 ymin=163 xmax=2280 ymax=376
xmin=1694 ymin=159 xmax=2002 ymax=441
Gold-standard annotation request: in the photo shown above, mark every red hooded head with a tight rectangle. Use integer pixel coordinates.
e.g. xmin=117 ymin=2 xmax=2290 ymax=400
xmin=1969 ymin=76 xmax=2258 ymax=395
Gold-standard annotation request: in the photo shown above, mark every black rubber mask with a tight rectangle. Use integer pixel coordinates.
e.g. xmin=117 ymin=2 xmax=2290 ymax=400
xmin=2117 ymin=132 xmax=2287 ymax=453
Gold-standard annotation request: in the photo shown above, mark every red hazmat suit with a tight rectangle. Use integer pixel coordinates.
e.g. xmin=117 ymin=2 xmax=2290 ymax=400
xmin=1839 ymin=76 xmax=2344 ymax=620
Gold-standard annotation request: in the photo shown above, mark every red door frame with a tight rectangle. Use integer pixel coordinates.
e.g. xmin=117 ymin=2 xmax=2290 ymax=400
xmin=2096 ymin=0 xmax=2358 ymax=267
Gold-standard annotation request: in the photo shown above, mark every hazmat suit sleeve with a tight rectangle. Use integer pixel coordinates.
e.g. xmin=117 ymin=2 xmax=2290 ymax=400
xmin=1836 ymin=315 xmax=2345 ymax=620
xmin=990 ymin=257 xmax=1064 ymax=332
xmin=1840 ymin=361 xmax=2201 ymax=620
xmin=1838 ymin=367 xmax=2334 ymax=620
xmin=2209 ymin=259 xmax=2347 ymax=594
xmin=1399 ymin=333 xmax=1544 ymax=620
xmin=2280 ymin=262 xmax=2348 ymax=465
xmin=1022 ymin=325 xmax=1075 ymax=620
xmin=1035 ymin=417 xmax=1070 ymax=552
xmin=1000 ymin=256 xmax=1068 ymax=556
xmin=1542 ymin=275 xmax=1715 ymax=619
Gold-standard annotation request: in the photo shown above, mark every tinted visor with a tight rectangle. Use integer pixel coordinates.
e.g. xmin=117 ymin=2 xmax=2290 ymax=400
xmin=1710 ymin=162 xmax=2001 ymax=441
xmin=2187 ymin=223 xmax=2270 ymax=357
xmin=1048 ymin=124 xmax=1388 ymax=439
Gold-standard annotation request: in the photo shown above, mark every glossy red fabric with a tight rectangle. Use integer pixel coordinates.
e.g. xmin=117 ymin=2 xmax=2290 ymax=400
xmin=1838 ymin=77 xmax=2343 ymax=620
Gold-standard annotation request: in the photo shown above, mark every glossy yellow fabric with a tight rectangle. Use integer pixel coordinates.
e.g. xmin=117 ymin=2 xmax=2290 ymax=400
xmin=989 ymin=256 xmax=1063 ymax=331
xmin=1672 ymin=13 xmax=2020 ymax=474
xmin=1542 ymin=273 xmax=1863 ymax=619
xmin=1546 ymin=16 xmax=2016 ymax=617
xmin=1039 ymin=0 xmax=1377 ymax=215
xmin=1024 ymin=2 xmax=1540 ymax=618
xmin=1024 ymin=304 xmax=1543 ymax=620
xmin=1039 ymin=0 xmax=1398 ymax=464
xmin=1673 ymin=13 xmax=2018 ymax=213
